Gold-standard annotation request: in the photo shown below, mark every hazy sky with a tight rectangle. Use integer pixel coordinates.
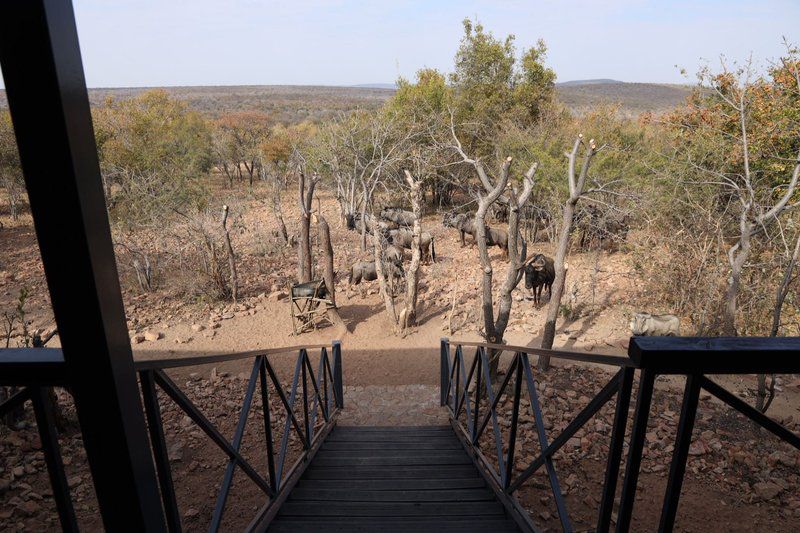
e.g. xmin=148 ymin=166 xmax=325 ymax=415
xmin=4 ymin=0 xmax=799 ymax=88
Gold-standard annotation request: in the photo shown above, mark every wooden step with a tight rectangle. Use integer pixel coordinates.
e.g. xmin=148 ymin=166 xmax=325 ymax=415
xmin=267 ymin=518 xmax=520 ymax=532
xmin=268 ymin=424 xmax=520 ymax=532
xmin=303 ymin=465 xmax=482 ymax=480
xmin=311 ymin=455 xmax=473 ymax=467
xmin=295 ymin=478 xmax=487 ymax=491
xmin=289 ymin=488 xmax=495 ymax=502
xmin=277 ymin=501 xmax=507 ymax=518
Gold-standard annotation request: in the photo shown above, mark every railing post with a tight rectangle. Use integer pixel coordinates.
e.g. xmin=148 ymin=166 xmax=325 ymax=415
xmin=332 ymin=340 xmax=344 ymax=409
xmin=440 ymin=338 xmax=450 ymax=406
xmin=597 ymin=367 xmax=634 ymax=532
xmin=140 ymin=371 xmax=182 ymax=533
xmin=659 ymin=373 xmax=701 ymax=532
xmin=0 ymin=1 xmax=166 ymax=529
xmin=616 ymin=368 xmax=656 ymax=532
xmin=30 ymin=387 xmax=78 ymax=533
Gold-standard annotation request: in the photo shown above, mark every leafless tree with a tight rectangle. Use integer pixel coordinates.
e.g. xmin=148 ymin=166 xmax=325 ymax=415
xmin=372 ymin=222 xmax=399 ymax=328
xmin=399 ymin=169 xmax=424 ymax=330
xmin=221 ymin=205 xmax=238 ymax=302
xmin=316 ymin=214 xmax=337 ymax=308
xmin=540 ymin=136 xmax=600 ymax=368
xmin=756 ymin=230 xmax=800 ymax=412
xmin=317 ymin=111 xmax=412 ymax=242
xmin=297 ymin=167 xmax=318 ymax=283
xmin=451 ymin=126 xmax=536 ymax=377
xmin=714 ymin=70 xmax=800 ymax=335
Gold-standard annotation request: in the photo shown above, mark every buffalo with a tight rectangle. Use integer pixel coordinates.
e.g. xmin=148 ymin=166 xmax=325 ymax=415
xmin=347 ymin=260 xmax=405 ymax=298
xmin=524 ymin=253 xmax=555 ymax=305
xmin=380 ymin=207 xmax=416 ymax=227
xmin=629 ymin=313 xmax=680 ymax=336
xmin=345 ymin=213 xmax=398 ymax=234
xmin=443 ymin=213 xmax=508 ymax=257
xmin=442 ymin=213 xmax=477 ymax=246
xmin=388 ymin=228 xmax=436 ymax=263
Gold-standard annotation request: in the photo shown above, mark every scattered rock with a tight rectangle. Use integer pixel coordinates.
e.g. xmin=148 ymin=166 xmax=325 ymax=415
xmin=17 ymin=500 xmax=41 ymax=517
xmin=753 ymin=481 xmax=782 ymax=501
xmin=168 ymin=442 xmax=184 ymax=462
xmin=191 ymin=324 xmax=205 ymax=332
xmin=143 ymin=330 xmax=163 ymax=342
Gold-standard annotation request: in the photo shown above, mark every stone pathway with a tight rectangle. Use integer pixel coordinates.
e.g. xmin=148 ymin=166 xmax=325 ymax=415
xmin=337 ymin=384 xmax=448 ymax=426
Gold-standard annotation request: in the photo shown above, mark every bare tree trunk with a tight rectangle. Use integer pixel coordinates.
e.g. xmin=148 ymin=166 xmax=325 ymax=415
xmin=360 ymin=186 xmax=369 ymax=252
xmin=373 ymin=223 xmax=398 ymax=330
xmin=297 ymin=168 xmax=317 ymax=283
xmin=540 ymin=137 xmax=598 ymax=369
xmin=400 ymin=170 xmax=423 ymax=330
xmin=271 ymin=190 xmax=289 ymax=246
xmin=469 ymin=157 xmax=535 ymax=380
xmin=221 ymin=205 xmax=238 ymax=301
xmin=540 ymin=199 xmax=575 ymax=360
xmin=318 ymin=215 xmax=336 ymax=308
xmin=755 ymin=231 xmax=800 ymax=412
xmin=723 ymin=212 xmax=753 ymax=336
xmin=316 ymin=213 xmax=347 ymax=332
xmin=474 ymin=159 xmax=513 ymax=349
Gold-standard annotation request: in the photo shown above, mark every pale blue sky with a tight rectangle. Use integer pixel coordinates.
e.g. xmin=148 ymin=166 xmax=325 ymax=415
xmin=4 ymin=0 xmax=799 ymax=87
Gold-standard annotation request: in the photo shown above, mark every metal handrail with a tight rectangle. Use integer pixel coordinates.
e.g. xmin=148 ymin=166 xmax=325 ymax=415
xmin=0 ymin=341 xmax=344 ymax=533
xmin=440 ymin=339 xmax=631 ymax=532
xmin=133 ymin=343 xmax=334 ymax=371
xmin=450 ymin=339 xmax=632 ymax=368
xmin=138 ymin=341 xmax=343 ymax=532
xmin=442 ymin=337 xmax=800 ymax=533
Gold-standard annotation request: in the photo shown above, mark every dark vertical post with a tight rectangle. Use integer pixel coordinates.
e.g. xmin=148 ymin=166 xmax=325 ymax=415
xmin=440 ymin=338 xmax=450 ymax=406
xmin=140 ymin=372 xmax=182 ymax=533
xmin=597 ymin=367 xmax=634 ymax=532
xmin=332 ymin=340 xmax=344 ymax=409
xmin=504 ymin=356 xmax=523 ymax=490
xmin=0 ymin=1 xmax=165 ymax=530
xmin=471 ymin=352 xmax=482 ymax=444
xmin=30 ymin=387 xmax=78 ymax=533
xmin=259 ymin=357 xmax=277 ymax=491
xmin=616 ymin=369 xmax=656 ymax=532
xmin=659 ymin=373 xmax=701 ymax=532
xmin=300 ymin=350 xmax=311 ymax=445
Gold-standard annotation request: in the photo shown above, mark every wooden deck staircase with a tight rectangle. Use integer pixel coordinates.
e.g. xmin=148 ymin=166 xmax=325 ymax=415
xmin=268 ymin=425 xmax=521 ymax=532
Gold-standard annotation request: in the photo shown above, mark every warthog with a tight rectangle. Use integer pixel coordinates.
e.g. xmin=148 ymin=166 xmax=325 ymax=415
xmin=629 ymin=313 xmax=680 ymax=336
xmin=380 ymin=207 xmax=416 ymax=227
xmin=389 ymin=228 xmax=436 ymax=263
xmin=345 ymin=213 xmax=398 ymax=234
xmin=524 ymin=253 xmax=555 ymax=305
xmin=347 ymin=260 xmax=405 ymax=298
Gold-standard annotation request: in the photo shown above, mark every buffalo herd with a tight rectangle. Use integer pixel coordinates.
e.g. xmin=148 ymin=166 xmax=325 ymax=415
xmin=342 ymin=206 xmax=680 ymax=335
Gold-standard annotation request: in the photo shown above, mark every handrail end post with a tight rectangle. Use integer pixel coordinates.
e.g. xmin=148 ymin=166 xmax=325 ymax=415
xmin=332 ymin=340 xmax=344 ymax=409
xmin=440 ymin=338 xmax=450 ymax=406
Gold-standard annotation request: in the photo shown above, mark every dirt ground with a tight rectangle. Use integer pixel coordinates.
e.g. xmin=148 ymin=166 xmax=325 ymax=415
xmin=2 ymin=184 xmax=800 ymax=531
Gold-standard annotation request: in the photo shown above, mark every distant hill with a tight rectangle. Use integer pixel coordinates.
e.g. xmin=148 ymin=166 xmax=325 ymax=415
xmin=352 ymin=83 xmax=397 ymax=89
xmin=557 ymin=79 xmax=624 ymax=86
xmin=557 ymin=81 xmax=692 ymax=116
xmin=0 ymin=81 xmax=693 ymax=121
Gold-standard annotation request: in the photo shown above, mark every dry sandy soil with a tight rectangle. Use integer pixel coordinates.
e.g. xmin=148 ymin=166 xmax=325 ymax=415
xmin=2 ymin=184 xmax=800 ymax=531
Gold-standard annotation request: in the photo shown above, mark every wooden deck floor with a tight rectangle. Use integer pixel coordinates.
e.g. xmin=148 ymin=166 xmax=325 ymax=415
xmin=268 ymin=425 xmax=520 ymax=532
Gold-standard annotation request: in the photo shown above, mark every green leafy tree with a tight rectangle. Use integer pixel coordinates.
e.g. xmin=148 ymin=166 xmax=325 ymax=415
xmin=94 ymin=90 xmax=213 ymax=228
xmin=450 ymin=18 xmax=556 ymax=153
